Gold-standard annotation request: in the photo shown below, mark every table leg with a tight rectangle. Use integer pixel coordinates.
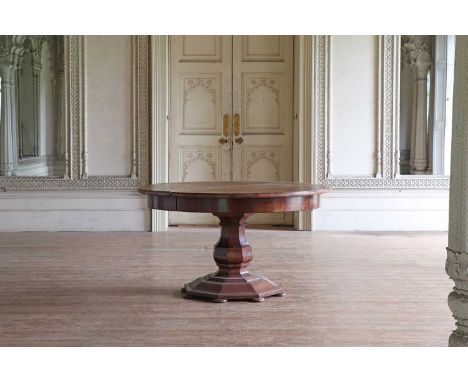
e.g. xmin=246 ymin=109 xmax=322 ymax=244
xmin=182 ymin=213 xmax=285 ymax=302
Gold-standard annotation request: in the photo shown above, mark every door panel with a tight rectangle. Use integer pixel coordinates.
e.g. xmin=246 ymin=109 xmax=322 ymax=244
xmin=169 ymin=36 xmax=232 ymax=225
xmin=232 ymin=36 xmax=294 ymax=225
xmin=169 ymin=35 xmax=294 ymax=226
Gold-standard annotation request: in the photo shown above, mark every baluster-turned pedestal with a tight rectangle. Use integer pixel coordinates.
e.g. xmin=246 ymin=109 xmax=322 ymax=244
xmin=182 ymin=213 xmax=285 ymax=302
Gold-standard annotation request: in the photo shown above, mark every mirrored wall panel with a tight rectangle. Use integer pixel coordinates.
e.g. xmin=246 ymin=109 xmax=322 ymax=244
xmin=0 ymin=35 xmax=65 ymax=177
xmin=399 ymin=35 xmax=455 ymax=175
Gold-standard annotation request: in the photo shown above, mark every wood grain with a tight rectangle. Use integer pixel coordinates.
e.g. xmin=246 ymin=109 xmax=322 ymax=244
xmin=0 ymin=228 xmax=453 ymax=346
xmin=138 ymin=181 xmax=328 ymax=198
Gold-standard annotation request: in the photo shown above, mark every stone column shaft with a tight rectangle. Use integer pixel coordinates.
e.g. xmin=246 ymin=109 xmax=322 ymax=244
xmin=410 ymin=61 xmax=431 ymax=174
xmin=0 ymin=64 xmax=18 ymax=176
xmin=446 ymin=35 xmax=468 ymax=346
xmin=404 ymin=36 xmax=432 ymax=175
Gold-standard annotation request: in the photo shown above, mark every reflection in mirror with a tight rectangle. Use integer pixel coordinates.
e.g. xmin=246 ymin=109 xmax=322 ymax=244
xmin=0 ymin=35 xmax=65 ymax=177
xmin=399 ymin=35 xmax=455 ymax=175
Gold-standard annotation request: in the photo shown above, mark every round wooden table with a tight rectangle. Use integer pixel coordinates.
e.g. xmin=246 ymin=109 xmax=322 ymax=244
xmin=138 ymin=182 xmax=328 ymax=303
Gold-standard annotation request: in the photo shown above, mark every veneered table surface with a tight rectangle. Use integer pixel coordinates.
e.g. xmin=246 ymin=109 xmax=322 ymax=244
xmin=138 ymin=182 xmax=328 ymax=199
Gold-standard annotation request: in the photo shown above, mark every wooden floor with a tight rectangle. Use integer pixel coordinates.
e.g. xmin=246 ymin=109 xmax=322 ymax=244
xmin=0 ymin=228 xmax=453 ymax=346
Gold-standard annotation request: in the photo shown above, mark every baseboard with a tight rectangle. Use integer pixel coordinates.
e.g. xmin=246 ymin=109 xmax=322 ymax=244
xmin=312 ymin=190 xmax=449 ymax=231
xmin=0 ymin=191 xmax=150 ymax=232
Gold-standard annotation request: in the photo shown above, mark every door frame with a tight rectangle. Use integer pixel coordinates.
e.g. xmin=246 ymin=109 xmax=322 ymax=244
xmin=150 ymin=35 xmax=315 ymax=232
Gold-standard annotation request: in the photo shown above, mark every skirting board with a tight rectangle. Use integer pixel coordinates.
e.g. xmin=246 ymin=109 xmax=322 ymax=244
xmin=312 ymin=190 xmax=449 ymax=231
xmin=0 ymin=191 xmax=150 ymax=232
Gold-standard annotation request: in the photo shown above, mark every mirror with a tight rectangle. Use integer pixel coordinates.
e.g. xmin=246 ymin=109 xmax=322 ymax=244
xmin=399 ymin=35 xmax=455 ymax=176
xmin=0 ymin=35 xmax=65 ymax=177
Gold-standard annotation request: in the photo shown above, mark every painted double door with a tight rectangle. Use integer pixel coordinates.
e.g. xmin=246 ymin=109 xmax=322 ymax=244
xmin=169 ymin=35 xmax=293 ymax=225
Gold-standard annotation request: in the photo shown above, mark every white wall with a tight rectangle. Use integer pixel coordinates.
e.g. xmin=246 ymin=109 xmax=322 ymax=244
xmin=329 ymin=35 xmax=377 ymax=176
xmin=314 ymin=190 xmax=449 ymax=231
xmin=0 ymin=191 xmax=148 ymax=231
xmin=85 ymin=36 xmax=133 ymax=176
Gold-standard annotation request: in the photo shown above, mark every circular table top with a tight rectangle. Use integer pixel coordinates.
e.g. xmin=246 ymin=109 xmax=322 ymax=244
xmin=138 ymin=182 xmax=328 ymax=199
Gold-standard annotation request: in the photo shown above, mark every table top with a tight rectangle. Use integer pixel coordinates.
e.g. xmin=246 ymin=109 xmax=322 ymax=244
xmin=138 ymin=182 xmax=328 ymax=199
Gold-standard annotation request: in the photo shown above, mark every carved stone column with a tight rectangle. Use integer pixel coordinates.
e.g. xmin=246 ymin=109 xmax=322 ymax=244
xmin=446 ymin=35 xmax=468 ymax=346
xmin=0 ymin=37 xmax=18 ymax=176
xmin=405 ymin=36 xmax=432 ymax=174
xmin=427 ymin=36 xmax=436 ymax=174
xmin=32 ymin=57 xmax=41 ymax=158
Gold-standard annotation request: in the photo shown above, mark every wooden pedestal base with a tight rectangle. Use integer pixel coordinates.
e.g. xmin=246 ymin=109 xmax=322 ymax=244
xmin=182 ymin=272 xmax=285 ymax=303
xmin=181 ymin=213 xmax=285 ymax=303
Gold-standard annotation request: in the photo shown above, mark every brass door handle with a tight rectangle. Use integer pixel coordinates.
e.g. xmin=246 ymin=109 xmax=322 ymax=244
xmin=223 ymin=114 xmax=230 ymax=137
xmin=219 ymin=137 xmax=229 ymax=144
xmin=235 ymin=137 xmax=243 ymax=144
xmin=233 ymin=113 xmax=240 ymax=136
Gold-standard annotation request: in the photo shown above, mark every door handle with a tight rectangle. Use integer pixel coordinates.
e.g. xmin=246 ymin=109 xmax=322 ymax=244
xmin=219 ymin=137 xmax=229 ymax=145
xmin=235 ymin=136 xmax=243 ymax=144
xmin=223 ymin=113 xmax=230 ymax=137
xmin=233 ymin=113 xmax=240 ymax=136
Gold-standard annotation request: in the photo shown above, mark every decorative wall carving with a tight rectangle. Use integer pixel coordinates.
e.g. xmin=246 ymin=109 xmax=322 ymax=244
xmin=0 ymin=35 xmax=149 ymax=191
xmin=244 ymin=149 xmax=280 ymax=181
xmin=180 ymin=147 xmax=219 ymax=182
xmin=243 ymin=73 xmax=283 ymax=134
xmin=181 ymin=75 xmax=220 ymax=134
xmin=313 ymin=35 xmax=449 ymax=189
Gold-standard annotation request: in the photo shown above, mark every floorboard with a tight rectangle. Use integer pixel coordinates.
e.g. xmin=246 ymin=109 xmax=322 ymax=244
xmin=0 ymin=228 xmax=453 ymax=346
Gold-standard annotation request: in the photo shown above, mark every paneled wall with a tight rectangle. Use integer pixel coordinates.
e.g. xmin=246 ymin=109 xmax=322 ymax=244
xmin=0 ymin=36 xmax=150 ymax=231
xmin=312 ymin=36 xmax=449 ymax=231
xmin=85 ymin=36 xmax=133 ymax=177
xmin=329 ymin=35 xmax=378 ymax=177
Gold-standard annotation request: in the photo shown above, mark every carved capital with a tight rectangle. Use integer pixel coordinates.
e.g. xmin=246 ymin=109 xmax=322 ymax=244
xmin=402 ymin=35 xmax=432 ymax=72
xmin=0 ymin=36 xmax=13 ymax=64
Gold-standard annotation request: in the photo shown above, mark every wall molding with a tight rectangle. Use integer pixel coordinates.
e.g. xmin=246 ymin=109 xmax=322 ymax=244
xmin=293 ymin=36 xmax=314 ymax=230
xmin=0 ymin=35 xmax=150 ymax=191
xmin=313 ymin=35 xmax=450 ymax=190
xmin=326 ymin=35 xmax=382 ymax=178
xmin=151 ymin=36 xmax=169 ymax=232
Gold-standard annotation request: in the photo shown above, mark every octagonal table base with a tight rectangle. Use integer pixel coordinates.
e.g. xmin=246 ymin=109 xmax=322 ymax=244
xmin=181 ymin=213 xmax=285 ymax=303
